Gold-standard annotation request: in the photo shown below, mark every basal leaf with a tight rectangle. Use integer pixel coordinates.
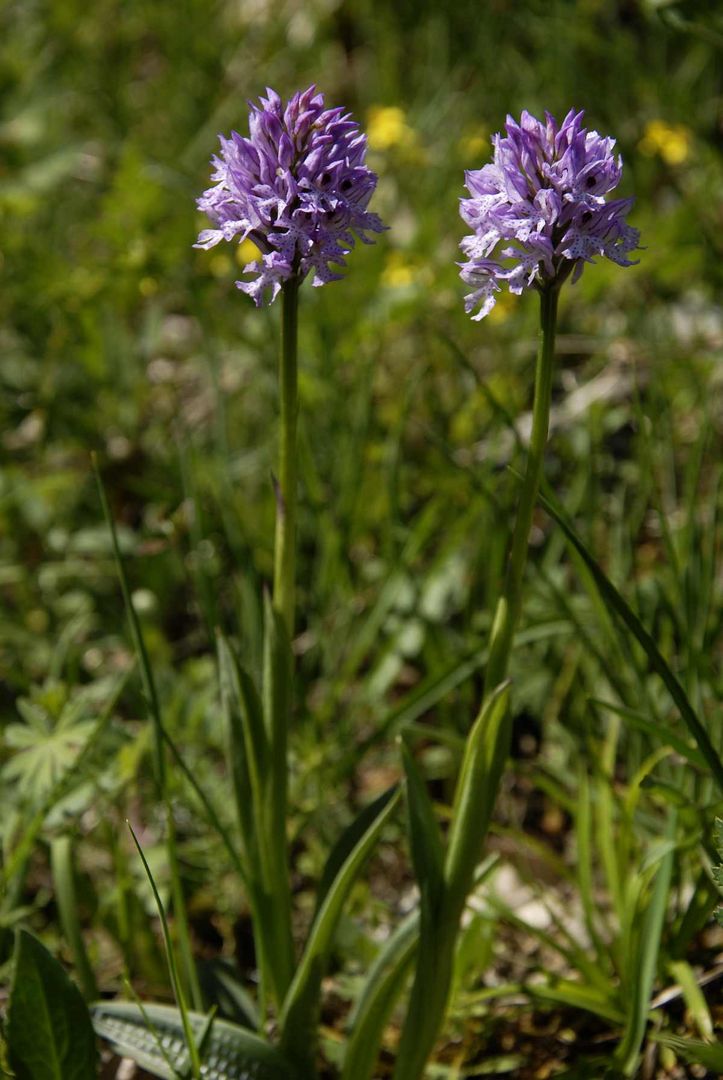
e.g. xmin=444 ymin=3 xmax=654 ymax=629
xmin=91 ymin=1001 xmax=297 ymax=1080
xmin=279 ymin=787 xmax=400 ymax=1071
xmin=6 ymin=929 xmax=97 ymax=1080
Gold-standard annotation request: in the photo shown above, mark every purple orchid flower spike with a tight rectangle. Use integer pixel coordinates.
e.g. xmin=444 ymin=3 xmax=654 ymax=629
xmin=195 ymin=85 xmax=386 ymax=305
xmin=459 ymin=109 xmax=641 ymax=319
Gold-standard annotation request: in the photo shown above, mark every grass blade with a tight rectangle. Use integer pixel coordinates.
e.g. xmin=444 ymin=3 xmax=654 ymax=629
xmin=127 ymin=822 xmax=202 ymax=1080
xmin=537 ymin=487 xmax=723 ymax=794
xmin=614 ymin=811 xmax=677 ymax=1076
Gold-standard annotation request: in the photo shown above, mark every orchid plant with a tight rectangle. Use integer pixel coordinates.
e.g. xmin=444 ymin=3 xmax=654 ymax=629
xmin=9 ymin=87 xmax=722 ymax=1080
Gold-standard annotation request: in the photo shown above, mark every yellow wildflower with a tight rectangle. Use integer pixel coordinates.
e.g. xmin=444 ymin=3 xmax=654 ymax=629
xmin=487 ymin=289 xmax=515 ymax=325
xmin=381 ymin=252 xmax=417 ymax=289
xmin=236 ymin=237 xmax=262 ymax=265
xmin=458 ymin=128 xmax=489 ymax=160
xmin=639 ymin=120 xmax=691 ymax=166
xmin=366 ymin=106 xmax=416 ymax=152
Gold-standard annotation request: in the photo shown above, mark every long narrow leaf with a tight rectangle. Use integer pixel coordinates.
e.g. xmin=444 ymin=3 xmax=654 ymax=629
xmin=537 ymin=488 xmax=723 ymax=794
xmin=590 ymin=698 xmax=707 ymax=771
xmin=160 ymin=723 xmax=248 ymax=888
xmin=279 ymin=788 xmax=400 ymax=1070
xmin=342 ymin=854 xmax=499 ymax=1080
xmin=341 ymin=913 xmax=419 ymax=1080
xmin=127 ymin=822 xmax=201 ymax=1079
xmin=315 ymin=786 xmax=398 ymax=916
xmin=654 ymin=1033 xmax=723 ymax=1072
xmin=50 ymin=836 xmax=97 ymax=1001
xmin=217 ymin=632 xmax=266 ymax=871
xmin=445 ymin=682 xmax=511 ymax=903
xmin=615 ymin=812 xmax=677 ymax=1076
xmin=400 ymin=738 xmax=445 ymax=915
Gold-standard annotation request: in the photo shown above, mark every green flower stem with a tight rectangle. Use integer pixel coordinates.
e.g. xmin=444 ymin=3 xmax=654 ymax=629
xmin=264 ymin=278 xmax=299 ymax=1008
xmin=484 ymin=283 xmax=559 ymax=695
xmin=273 ymin=277 xmax=300 ymax=637
xmin=391 ymin=287 xmax=559 ymax=1080
xmin=261 ymin=600 xmax=296 ymax=1006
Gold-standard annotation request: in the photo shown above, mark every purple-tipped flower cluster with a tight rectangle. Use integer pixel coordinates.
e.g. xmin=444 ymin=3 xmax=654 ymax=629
xmin=195 ymin=86 xmax=385 ymax=305
xmin=460 ymin=110 xmax=640 ymax=320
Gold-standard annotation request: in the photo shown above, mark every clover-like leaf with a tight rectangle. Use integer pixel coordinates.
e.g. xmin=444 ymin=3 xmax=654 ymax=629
xmin=3 ymin=677 xmax=120 ymax=805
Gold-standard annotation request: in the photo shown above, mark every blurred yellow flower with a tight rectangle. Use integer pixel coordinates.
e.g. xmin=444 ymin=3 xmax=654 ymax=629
xmin=458 ymin=128 xmax=489 ymax=160
xmin=237 ymin=237 xmax=262 ymax=265
xmin=639 ymin=120 xmax=691 ymax=166
xmin=487 ymin=289 xmax=515 ymax=324
xmin=367 ymin=106 xmax=416 ymax=152
xmin=381 ymin=252 xmax=417 ymax=288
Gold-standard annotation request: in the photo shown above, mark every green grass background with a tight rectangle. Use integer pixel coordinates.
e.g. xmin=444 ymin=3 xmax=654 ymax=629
xmin=1 ymin=0 xmax=722 ymax=1071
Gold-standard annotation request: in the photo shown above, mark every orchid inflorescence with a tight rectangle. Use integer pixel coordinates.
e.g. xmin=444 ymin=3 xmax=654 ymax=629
xmin=196 ymin=95 xmax=640 ymax=318
xmin=194 ymin=85 xmax=385 ymax=306
xmin=459 ymin=108 xmax=641 ymax=319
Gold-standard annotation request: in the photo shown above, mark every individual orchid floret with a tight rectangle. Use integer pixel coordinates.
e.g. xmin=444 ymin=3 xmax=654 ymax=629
xmin=195 ymin=85 xmax=386 ymax=305
xmin=459 ymin=109 xmax=641 ymax=319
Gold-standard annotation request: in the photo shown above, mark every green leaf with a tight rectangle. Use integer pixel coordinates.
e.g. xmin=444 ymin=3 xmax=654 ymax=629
xmin=615 ymin=812 xmax=677 ymax=1076
xmin=3 ymin=678 xmax=119 ymax=805
xmin=127 ymin=822 xmax=200 ymax=1076
xmin=93 ymin=457 xmax=165 ymax=786
xmin=217 ymin=631 xmax=266 ymax=873
xmin=445 ymin=682 xmax=511 ymax=905
xmin=315 ymin=785 xmax=399 ymax=916
xmin=667 ymin=959 xmax=714 ymax=1041
xmin=589 ymin=698 xmax=707 ymax=772
xmin=50 ymin=836 xmax=97 ymax=1001
xmin=400 ymin=738 xmax=445 ymax=915
xmin=91 ymin=1001 xmax=298 ymax=1080
xmin=218 ymin=617 xmax=295 ymax=1012
xmin=197 ymin=958 xmax=260 ymax=1031
xmin=526 ymin=980 xmax=625 ymax=1025
xmin=0 ymin=675 xmax=126 ymax=891
xmin=6 ymin=929 xmax=97 ymax=1080
xmin=537 ymin=488 xmax=723 ymax=795
xmin=341 ymin=911 xmax=419 ymax=1080
xmin=279 ymin=786 xmax=400 ymax=1070
xmin=342 ymin=855 xmax=499 ymax=1080
xmin=654 ymin=1033 xmax=723 ymax=1071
